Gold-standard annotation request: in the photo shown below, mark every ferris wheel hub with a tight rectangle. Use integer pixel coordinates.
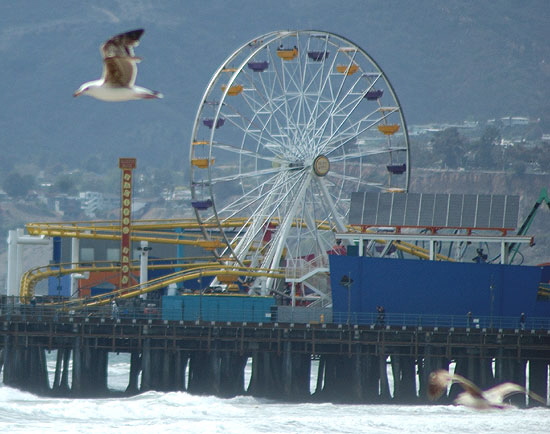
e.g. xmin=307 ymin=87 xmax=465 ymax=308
xmin=313 ymin=155 xmax=330 ymax=177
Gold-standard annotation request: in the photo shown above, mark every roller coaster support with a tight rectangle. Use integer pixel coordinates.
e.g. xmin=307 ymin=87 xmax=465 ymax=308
xmin=138 ymin=240 xmax=152 ymax=299
xmin=70 ymin=238 xmax=79 ymax=298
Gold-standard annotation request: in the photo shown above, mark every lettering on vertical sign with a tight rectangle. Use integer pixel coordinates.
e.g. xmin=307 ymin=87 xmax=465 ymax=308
xmin=118 ymin=158 xmax=136 ymax=289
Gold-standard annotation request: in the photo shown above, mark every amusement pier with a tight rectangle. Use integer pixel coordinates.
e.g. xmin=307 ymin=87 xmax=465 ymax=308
xmin=1 ymin=30 xmax=550 ymax=405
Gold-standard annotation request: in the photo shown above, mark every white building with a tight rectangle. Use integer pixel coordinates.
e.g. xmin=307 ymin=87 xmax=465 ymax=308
xmin=79 ymin=191 xmax=104 ymax=217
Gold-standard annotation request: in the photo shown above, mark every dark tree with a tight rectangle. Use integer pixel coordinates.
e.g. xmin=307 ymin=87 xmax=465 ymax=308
xmin=474 ymin=126 xmax=501 ymax=168
xmin=54 ymin=174 xmax=77 ymax=194
xmin=430 ymin=128 xmax=467 ymax=169
xmin=2 ymin=172 xmax=35 ymax=198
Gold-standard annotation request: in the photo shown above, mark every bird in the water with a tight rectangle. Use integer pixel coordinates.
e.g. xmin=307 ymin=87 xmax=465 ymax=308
xmin=73 ymin=29 xmax=163 ymax=101
xmin=428 ymin=369 xmax=547 ymax=410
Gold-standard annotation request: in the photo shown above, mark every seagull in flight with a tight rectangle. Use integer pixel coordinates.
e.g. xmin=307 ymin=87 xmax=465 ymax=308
xmin=428 ymin=369 xmax=547 ymax=409
xmin=73 ymin=29 xmax=163 ymax=101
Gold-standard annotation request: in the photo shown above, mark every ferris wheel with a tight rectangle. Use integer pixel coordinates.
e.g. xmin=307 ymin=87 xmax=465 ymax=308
xmin=189 ymin=30 xmax=410 ymax=300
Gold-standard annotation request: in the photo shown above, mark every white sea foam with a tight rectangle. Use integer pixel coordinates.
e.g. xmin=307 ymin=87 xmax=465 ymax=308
xmin=1 ymin=384 xmax=549 ymax=434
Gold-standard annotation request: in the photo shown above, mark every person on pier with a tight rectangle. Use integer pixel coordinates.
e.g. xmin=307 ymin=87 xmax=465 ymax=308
xmin=111 ymin=299 xmax=120 ymax=320
xmin=376 ymin=305 xmax=386 ymax=326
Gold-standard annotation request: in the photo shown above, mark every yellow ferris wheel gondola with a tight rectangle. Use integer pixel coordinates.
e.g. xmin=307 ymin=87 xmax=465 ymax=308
xmin=377 ymin=124 xmax=400 ymax=135
xmin=221 ymin=84 xmax=244 ymax=96
xmin=276 ymin=46 xmax=298 ymax=60
xmin=336 ymin=64 xmax=359 ymax=75
xmin=191 ymin=158 xmax=215 ymax=169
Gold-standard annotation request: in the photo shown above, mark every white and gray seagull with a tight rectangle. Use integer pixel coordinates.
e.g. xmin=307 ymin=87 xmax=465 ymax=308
xmin=428 ymin=369 xmax=547 ymax=410
xmin=73 ymin=29 xmax=163 ymax=101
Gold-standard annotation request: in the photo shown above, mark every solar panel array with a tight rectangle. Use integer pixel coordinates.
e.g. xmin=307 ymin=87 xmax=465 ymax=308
xmin=349 ymin=192 xmax=519 ymax=230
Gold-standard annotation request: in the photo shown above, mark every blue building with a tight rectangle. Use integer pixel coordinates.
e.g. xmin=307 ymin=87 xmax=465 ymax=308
xmin=330 ymin=255 xmax=550 ymax=328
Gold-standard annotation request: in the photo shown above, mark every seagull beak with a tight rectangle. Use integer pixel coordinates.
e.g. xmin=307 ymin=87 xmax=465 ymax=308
xmin=73 ymin=90 xmax=82 ymax=97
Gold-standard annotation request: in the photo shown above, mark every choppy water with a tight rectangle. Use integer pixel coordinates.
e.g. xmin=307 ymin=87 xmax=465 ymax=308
xmin=1 ymin=354 xmax=549 ymax=433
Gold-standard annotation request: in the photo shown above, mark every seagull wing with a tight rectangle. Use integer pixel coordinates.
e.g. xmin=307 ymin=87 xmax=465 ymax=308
xmin=101 ymin=29 xmax=144 ymax=59
xmin=449 ymin=372 xmax=484 ymax=398
xmin=100 ymin=29 xmax=144 ymax=87
xmin=102 ymin=57 xmax=139 ymax=87
xmin=428 ymin=370 xmax=483 ymax=401
xmin=483 ymin=382 xmax=547 ymax=406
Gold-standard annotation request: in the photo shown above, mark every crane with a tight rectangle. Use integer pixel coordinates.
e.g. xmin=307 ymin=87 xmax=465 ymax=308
xmin=508 ymin=188 xmax=550 ymax=264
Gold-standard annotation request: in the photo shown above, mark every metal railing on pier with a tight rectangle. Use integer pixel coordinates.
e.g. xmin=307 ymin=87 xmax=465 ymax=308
xmin=331 ymin=311 xmax=550 ymax=331
xmin=1 ymin=296 xmax=550 ymax=331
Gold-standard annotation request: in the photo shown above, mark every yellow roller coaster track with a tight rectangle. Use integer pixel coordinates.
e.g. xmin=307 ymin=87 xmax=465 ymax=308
xmin=26 ymin=220 xmax=450 ymax=258
xmin=19 ymin=257 xmax=221 ymax=300
xmin=31 ymin=263 xmax=284 ymax=310
xmin=393 ymin=240 xmax=455 ymax=262
xmin=26 ymin=219 xmax=224 ymax=247
xmin=25 ymin=217 xmax=336 ymax=241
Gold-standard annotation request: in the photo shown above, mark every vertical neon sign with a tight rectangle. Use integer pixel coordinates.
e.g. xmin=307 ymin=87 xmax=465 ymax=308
xmin=119 ymin=158 xmax=136 ymax=290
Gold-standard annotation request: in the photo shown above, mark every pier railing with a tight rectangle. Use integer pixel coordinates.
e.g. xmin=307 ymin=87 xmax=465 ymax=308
xmin=1 ymin=296 xmax=549 ymax=331
xmin=331 ymin=311 xmax=550 ymax=331
xmin=0 ymin=297 xmax=157 ymax=322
